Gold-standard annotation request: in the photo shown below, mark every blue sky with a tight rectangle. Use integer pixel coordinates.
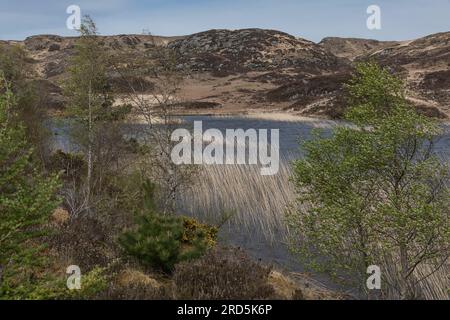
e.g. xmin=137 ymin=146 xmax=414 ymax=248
xmin=1 ymin=0 xmax=450 ymax=42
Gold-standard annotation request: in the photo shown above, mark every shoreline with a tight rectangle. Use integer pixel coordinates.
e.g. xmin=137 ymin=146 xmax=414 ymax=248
xmin=50 ymin=108 xmax=450 ymax=125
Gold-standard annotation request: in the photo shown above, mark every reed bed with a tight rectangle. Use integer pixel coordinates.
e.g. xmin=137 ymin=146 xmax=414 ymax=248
xmin=415 ymin=264 xmax=449 ymax=300
xmin=178 ymin=155 xmax=295 ymax=241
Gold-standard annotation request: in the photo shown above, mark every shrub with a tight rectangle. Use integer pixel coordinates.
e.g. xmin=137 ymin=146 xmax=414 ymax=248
xmin=65 ymin=267 xmax=108 ymax=300
xmin=173 ymin=247 xmax=275 ymax=300
xmin=48 ymin=150 xmax=86 ymax=181
xmin=119 ymin=213 xmax=215 ymax=273
xmin=48 ymin=216 xmax=113 ymax=271
xmin=101 ymin=280 xmax=170 ymax=300
xmin=181 ymin=217 xmax=218 ymax=248
xmin=0 ymin=77 xmax=61 ymax=299
xmin=1 ymin=266 xmax=108 ymax=300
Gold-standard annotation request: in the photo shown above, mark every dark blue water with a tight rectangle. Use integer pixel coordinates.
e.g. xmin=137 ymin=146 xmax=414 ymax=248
xmin=52 ymin=116 xmax=450 ymax=159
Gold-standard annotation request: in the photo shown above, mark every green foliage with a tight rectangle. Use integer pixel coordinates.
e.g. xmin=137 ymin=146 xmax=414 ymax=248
xmin=64 ymin=16 xmax=130 ymax=125
xmin=141 ymin=179 xmax=158 ymax=212
xmin=14 ymin=267 xmax=107 ymax=300
xmin=120 ymin=213 xmax=212 ymax=273
xmin=0 ymin=44 xmax=51 ymax=161
xmin=0 ymin=78 xmax=61 ymax=299
xmin=110 ymin=175 xmax=159 ymax=220
xmin=63 ymin=16 xmax=131 ymax=211
xmin=64 ymin=17 xmax=113 ymax=121
xmin=0 ymin=44 xmax=32 ymax=86
xmin=288 ymin=63 xmax=450 ymax=298
xmin=65 ymin=267 xmax=108 ymax=300
xmin=1 ymin=271 xmax=61 ymax=300
xmin=344 ymin=61 xmax=406 ymax=125
xmin=119 ymin=179 xmax=215 ymax=273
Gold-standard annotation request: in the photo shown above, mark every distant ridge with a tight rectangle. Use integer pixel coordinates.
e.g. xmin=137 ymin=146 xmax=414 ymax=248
xmin=1 ymin=28 xmax=449 ymax=118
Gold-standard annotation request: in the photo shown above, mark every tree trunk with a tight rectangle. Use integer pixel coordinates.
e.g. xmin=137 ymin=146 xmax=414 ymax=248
xmin=87 ymin=80 xmax=93 ymax=211
xmin=399 ymin=244 xmax=416 ymax=299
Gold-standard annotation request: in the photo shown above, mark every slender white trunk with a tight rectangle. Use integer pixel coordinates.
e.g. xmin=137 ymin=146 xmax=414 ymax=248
xmin=87 ymin=80 xmax=93 ymax=209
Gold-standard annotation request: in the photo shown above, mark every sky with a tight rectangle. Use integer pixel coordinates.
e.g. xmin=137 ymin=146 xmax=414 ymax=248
xmin=1 ymin=0 xmax=450 ymax=42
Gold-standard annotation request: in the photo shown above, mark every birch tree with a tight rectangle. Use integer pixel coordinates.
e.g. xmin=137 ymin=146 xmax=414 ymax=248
xmin=287 ymin=63 xmax=450 ymax=299
xmin=64 ymin=16 xmax=129 ymax=215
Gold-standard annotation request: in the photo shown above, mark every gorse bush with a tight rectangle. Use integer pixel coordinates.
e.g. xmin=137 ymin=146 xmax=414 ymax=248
xmin=173 ymin=247 xmax=275 ymax=300
xmin=181 ymin=217 xmax=218 ymax=248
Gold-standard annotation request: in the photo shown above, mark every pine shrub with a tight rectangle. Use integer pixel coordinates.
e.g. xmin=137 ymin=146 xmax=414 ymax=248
xmin=119 ymin=213 xmax=214 ymax=273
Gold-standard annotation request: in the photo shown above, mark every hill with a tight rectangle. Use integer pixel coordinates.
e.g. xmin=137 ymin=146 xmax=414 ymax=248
xmin=1 ymin=29 xmax=449 ymax=118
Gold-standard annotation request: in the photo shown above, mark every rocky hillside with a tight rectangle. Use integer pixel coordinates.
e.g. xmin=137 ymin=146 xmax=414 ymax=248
xmin=22 ymin=34 xmax=181 ymax=79
xmin=2 ymin=29 xmax=450 ymax=118
xmin=361 ymin=31 xmax=450 ymax=70
xmin=357 ymin=31 xmax=450 ymax=117
xmin=319 ymin=37 xmax=398 ymax=61
xmin=260 ymin=31 xmax=450 ymax=119
xmin=168 ymin=29 xmax=348 ymax=75
xmin=20 ymin=30 xmax=348 ymax=79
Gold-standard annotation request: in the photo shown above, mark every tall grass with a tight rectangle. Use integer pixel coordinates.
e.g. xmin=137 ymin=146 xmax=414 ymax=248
xmin=176 ymin=113 xmax=338 ymax=240
xmin=178 ymin=155 xmax=294 ymax=241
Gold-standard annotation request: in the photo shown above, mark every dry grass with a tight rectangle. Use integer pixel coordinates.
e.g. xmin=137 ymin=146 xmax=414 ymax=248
xmin=173 ymin=247 xmax=275 ymax=300
xmin=178 ymin=155 xmax=294 ymax=241
xmin=381 ymin=256 xmax=449 ymax=300
xmin=414 ymin=264 xmax=450 ymax=300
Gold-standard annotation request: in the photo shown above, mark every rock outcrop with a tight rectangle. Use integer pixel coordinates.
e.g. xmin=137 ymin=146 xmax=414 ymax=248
xmin=168 ymin=29 xmax=348 ymax=74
